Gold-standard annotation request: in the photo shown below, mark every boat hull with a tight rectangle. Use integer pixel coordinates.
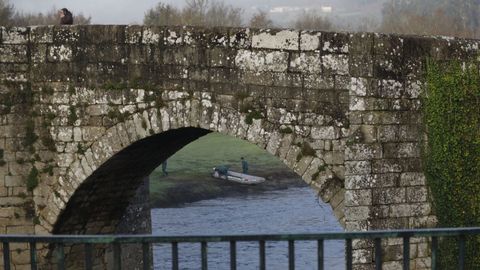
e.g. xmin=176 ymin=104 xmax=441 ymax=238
xmin=211 ymin=169 xmax=265 ymax=185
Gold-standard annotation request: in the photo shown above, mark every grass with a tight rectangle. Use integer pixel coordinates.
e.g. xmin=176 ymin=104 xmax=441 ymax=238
xmin=149 ymin=132 xmax=291 ymax=205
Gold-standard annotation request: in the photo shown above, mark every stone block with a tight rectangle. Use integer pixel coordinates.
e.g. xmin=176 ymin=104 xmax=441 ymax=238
xmin=30 ymin=26 xmax=54 ymax=43
xmin=311 ymin=126 xmax=337 ymax=140
xmin=345 ymin=206 xmax=371 ymax=221
xmin=235 ymin=50 xmax=288 ymax=72
xmin=349 ymin=54 xmax=374 ymax=77
xmin=374 ymin=33 xmax=404 ymax=56
xmin=409 ymin=215 xmax=437 ymax=228
xmin=346 ymin=221 xmax=369 ymax=232
xmin=300 ymin=31 xmax=321 ymax=51
xmin=142 ymin=26 xmax=163 ymax=44
xmin=345 ymin=189 xmax=372 ymax=206
xmin=304 ymin=75 xmax=334 ymax=90
xmin=345 ymin=161 xmax=372 ymax=175
xmin=350 ymin=97 xmax=366 ymax=111
xmin=229 ymin=28 xmax=251 ymax=49
xmin=377 ymin=125 xmax=399 ymax=142
xmin=47 ymin=45 xmax=73 ymax=62
xmin=372 ymin=187 xmax=406 ymax=205
xmin=383 ymin=143 xmax=421 ymax=159
xmin=372 ymin=159 xmax=402 ymax=173
xmin=345 ymin=143 xmax=382 ymax=161
xmin=289 ymin=52 xmax=321 ymax=73
xmin=382 ymin=261 xmax=402 ymax=270
xmin=0 ymin=45 xmax=28 ymax=63
xmin=352 ymin=248 xmax=372 ymax=264
xmin=389 ymin=203 xmax=431 ymax=218
xmin=322 ymin=54 xmax=349 ymax=75
xmin=5 ymin=176 xmax=23 ymax=187
xmin=53 ymin=26 xmax=83 ymax=43
xmin=322 ymin=32 xmax=350 ymax=54
xmin=406 ymin=187 xmax=428 ymax=203
xmin=1 ymin=27 xmax=29 ymax=44
xmin=349 ymin=77 xmax=368 ymax=97
xmin=6 ymin=225 xmax=33 ymax=234
xmin=252 ymin=29 xmax=299 ymax=50
xmin=323 ymin=151 xmax=344 ymax=165
xmin=125 ymin=25 xmax=143 ymax=44
xmin=399 ymin=172 xmax=426 ymax=186
xmin=349 ymin=32 xmax=374 ymax=54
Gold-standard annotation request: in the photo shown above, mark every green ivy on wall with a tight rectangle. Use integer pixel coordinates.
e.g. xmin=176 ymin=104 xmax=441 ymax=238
xmin=425 ymin=60 xmax=480 ymax=269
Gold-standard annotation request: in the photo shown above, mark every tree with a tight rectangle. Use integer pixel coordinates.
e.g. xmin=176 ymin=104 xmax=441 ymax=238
xmin=203 ymin=1 xmax=242 ymax=27
xmin=0 ymin=0 xmax=15 ymax=26
xmin=249 ymin=11 xmax=274 ymax=28
xmin=144 ymin=0 xmax=243 ymax=27
xmin=380 ymin=0 xmax=480 ymax=38
xmin=292 ymin=12 xmax=332 ymax=31
xmin=144 ymin=3 xmax=182 ymax=26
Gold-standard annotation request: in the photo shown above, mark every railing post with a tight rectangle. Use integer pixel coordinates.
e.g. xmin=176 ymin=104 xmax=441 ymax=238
xmin=230 ymin=241 xmax=236 ymax=270
xmin=84 ymin=243 xmax=93 ymax=270
xmin=259 ymin=240 xmax=266 ymax=270
xmin=30 ymin=241 xmax=37 ymax=270
xmin=317 ymin=239 xmax=324 ymax=270
xmin=3 ymin=242 xmax=10 ymax=270
xmin=142 ymin=242 xmax=151 ymax=270
xmin=172 ymin=242 xmax=179 ymax=270
xmin=431 ymin=237 xmax=438 ymax=270
xmin=346 ymin=239 xmax=352 ymax=270
xmin=201 ymin=241 xmax=208 ymax=270
xmin=113 ymin=243 xmax=121 ymax=270
xmin=374 ymin=238 xmax=382 ymax=270
xmin=56 ymin=243 xmax=65 ymax=270
xmin=403 ymin=237 xmax=410 ymax=270
xmin=288 ymin=240 xmax=295 ymax=270
xmin=458 ymin=235 xmax=466 ymax=270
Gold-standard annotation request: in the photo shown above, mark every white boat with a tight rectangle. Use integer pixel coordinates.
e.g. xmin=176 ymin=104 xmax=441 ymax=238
xmin=211 ymin=168 xmax=266 ymax=185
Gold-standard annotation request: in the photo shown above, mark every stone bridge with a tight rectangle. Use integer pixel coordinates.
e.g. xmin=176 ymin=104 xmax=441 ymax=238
xmin=1 ymin=25 xmax=478 ymax=269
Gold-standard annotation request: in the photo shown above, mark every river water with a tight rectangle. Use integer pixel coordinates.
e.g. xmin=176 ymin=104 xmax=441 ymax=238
xmin=151 ymin=187 xmax=345 ymax=269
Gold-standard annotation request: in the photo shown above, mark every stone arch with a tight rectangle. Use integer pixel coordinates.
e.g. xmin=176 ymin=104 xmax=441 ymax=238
xmin=41 ymin=100 xmax=346 ymax=235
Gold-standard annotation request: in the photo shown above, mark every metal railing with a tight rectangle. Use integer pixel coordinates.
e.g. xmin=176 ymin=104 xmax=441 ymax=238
xmin=1 ymin=227 xmax=479 ymax=270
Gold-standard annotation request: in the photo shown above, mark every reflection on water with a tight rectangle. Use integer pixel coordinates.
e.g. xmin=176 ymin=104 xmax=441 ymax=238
xmin=152 ymin=187 xmax=345 ymax=269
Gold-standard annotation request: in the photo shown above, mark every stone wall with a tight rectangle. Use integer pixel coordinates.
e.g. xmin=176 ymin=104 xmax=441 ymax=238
xmin=1 ymin=25 xmax=479 ymax=269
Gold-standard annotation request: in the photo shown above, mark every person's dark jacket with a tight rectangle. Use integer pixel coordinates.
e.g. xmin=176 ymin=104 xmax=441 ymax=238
xmin=60 ymin=9 xmax=73 ymax=25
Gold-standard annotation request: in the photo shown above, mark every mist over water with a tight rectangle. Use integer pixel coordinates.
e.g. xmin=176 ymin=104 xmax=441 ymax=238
xmin=151 ymin=187 xmax=345 ymax=270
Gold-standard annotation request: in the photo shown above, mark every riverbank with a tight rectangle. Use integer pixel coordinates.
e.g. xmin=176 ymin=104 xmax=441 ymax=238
xmin=149 ymin=133 xmax=306 ymax=208
xmin=150 ymin=168 xmax=306 ymax=208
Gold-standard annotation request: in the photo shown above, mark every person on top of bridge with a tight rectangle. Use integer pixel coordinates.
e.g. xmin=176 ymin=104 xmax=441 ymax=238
xmin=59 ymin=8 xmax=74 ymax=25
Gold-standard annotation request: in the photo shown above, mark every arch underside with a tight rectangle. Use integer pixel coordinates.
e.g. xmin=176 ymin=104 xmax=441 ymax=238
xmin=53 ymin=128 xmax=211 ymax=234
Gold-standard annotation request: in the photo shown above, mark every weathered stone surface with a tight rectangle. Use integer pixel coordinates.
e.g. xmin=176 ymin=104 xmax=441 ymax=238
xmin=252 ymin=29 xmax=299 ymax=50
xmin=0 ymin=25 xmax=452 ymax=270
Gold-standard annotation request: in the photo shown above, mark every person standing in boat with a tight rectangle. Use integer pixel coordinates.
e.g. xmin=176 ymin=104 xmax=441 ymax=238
xmin=241 ymin=157 xmax=248 ymax=174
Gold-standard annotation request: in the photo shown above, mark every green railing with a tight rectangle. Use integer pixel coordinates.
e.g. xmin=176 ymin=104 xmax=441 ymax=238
xmin=1 ymin=227 xmax=479 ymax=270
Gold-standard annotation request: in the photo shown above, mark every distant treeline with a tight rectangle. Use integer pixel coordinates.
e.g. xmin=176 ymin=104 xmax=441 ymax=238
xmin=143 ymin=0 xmax=332 ymax=30
xmin=145 ymin=0 xmax=480 ymax=38
xmin=2 ymin=0 xmax=480 ymax=39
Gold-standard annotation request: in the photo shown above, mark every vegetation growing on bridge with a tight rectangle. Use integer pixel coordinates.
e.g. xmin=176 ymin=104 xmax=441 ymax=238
xmin=425 ymin=60 xmax=480 ymax=269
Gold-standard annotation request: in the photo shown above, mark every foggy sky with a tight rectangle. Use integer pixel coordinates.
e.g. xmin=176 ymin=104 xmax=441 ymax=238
xmin=12 ymin=0 xmax=180 ymax=24
xmin=11 ymin=0 xmax=384 ymax=25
